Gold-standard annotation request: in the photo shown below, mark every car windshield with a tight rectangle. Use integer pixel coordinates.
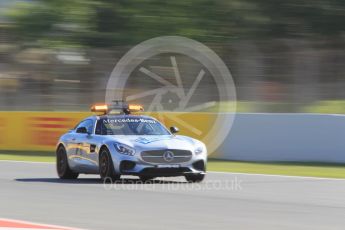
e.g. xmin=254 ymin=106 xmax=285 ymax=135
xmin=96 ymin=117 xmax=171 ymax=135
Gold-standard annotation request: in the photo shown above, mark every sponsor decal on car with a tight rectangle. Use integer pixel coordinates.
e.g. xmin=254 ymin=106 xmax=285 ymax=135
xmin=103 ymin=118 xmax=156 ymax=124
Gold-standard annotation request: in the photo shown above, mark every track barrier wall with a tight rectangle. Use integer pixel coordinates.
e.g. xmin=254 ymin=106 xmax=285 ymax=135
xmin=1 ymin=112 xmax=345 ymax=163
xmin=0 ymin=111 xmax=215 ymax=152
xmin=217 ymin=113 xmax=345 ymax=163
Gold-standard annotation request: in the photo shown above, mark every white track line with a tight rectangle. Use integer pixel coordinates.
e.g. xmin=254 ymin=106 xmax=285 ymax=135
xmin=210 ymin=171 xmax=345 ymax=181
xmin=0 ymin=160 xmax=53 ymax=164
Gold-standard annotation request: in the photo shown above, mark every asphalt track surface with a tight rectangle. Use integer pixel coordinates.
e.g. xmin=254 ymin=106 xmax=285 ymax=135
xmin=1 ymin=161 xmax=345 ymax=230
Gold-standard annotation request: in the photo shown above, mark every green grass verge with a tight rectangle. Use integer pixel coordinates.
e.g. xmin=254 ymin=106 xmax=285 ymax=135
xmin=205 ymin=100 xmax=345 ymax=114
xmin=208 ymin=160 xmax=345 ymax=179
xmin=0 ymin=154 xmax=54 ymax=162
xmin=302 ymin=100 xmax=345 ymax=114
xmin=1 ymin=152 xmax=345 ymax=179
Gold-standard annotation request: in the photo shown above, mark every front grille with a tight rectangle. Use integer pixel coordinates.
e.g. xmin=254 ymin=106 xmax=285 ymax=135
xmin=141 ymin=149 xmax=192 ymax=164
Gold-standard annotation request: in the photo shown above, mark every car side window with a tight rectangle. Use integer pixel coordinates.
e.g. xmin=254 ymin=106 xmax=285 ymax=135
xmin=95 ymin=120 xmax=102 ymax=135
xmin=75 ymin=119 xmax=94 ymax=134
xmin=95 ymin=120 xmax=108 ymax=135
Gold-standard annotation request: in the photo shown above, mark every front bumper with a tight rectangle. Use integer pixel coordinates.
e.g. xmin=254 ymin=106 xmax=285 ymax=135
xmin=113 ymin=154 xmax=206 ymax=177
xmin=119 ymin=159 xmax=206 ymax=177
xmin=108 ymin=144 xmax=207 ymax=177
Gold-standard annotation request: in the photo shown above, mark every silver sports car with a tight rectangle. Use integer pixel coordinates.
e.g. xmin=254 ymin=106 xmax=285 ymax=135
xmin=56 ymin=102 xmax=207 ymax=182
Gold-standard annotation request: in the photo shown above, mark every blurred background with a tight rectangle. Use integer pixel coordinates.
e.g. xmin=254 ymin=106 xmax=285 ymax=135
xmin=0 ymin=0 xmax=344 ymax=113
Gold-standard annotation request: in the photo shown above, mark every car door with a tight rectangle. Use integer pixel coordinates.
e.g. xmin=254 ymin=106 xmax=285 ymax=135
xmin=74 ymin=119 xmax=99 ymax=173
xmin=64 ymin=120 xmax=88 ymax=169
xmin=68 ymin=119 xmax=92 ymax=170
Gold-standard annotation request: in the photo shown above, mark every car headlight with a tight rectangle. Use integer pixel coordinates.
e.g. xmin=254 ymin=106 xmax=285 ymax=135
xmin=194 ymin=146 xmax=204 ymax=155
xmin=114 ymin=143 xmax=136 ymax=156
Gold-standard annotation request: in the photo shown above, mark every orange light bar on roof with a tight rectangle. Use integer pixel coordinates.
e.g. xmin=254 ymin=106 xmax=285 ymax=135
xmin=91 ymin=104 xmax=108 ymax=113
xmin=128 ymin=104 xmax=144 ymax=112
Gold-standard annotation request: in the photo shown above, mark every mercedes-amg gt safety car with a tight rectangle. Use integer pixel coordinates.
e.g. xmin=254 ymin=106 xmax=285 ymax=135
xmin=56 ymin=102 xmax=207 ymax=182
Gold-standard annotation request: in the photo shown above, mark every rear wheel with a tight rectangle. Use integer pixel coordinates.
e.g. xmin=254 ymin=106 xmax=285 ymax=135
xmin=56 ymin=146 xmax=79 ymax=179
xmin=99 ymin=147 xmax=120 ymax=182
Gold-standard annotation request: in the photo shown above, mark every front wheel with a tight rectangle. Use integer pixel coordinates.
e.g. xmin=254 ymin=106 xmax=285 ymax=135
xmin=139 ymin=176 xmax=155 ymax=182
xmin=56 ymin=146 xmax=79 ymax=179
xmin=185 ymin=173 xmax=205 ymax=183
xmin=99 ymin=148 xmax=120 ymax=182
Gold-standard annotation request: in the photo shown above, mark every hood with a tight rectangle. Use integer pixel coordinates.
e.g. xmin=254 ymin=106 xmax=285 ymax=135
xmin=104 ymin=135 xmax=199 ymax=151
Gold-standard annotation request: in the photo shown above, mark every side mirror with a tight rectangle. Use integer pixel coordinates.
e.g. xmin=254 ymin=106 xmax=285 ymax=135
xmin=76 ymin=127 xmax=88 ymax=134
xmin=170 ymin=126 xmax=179 ymax=134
